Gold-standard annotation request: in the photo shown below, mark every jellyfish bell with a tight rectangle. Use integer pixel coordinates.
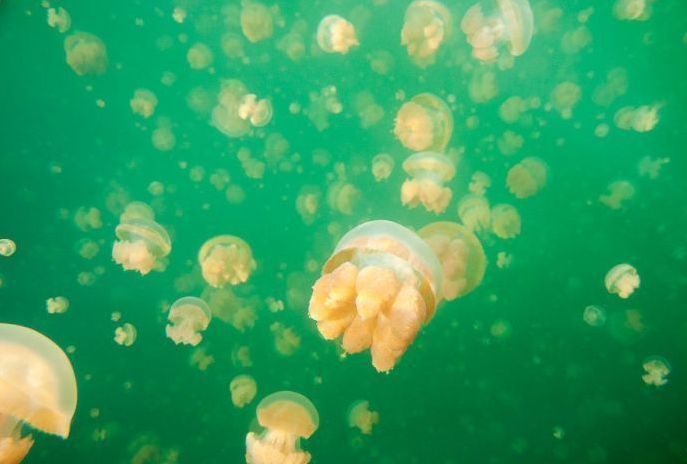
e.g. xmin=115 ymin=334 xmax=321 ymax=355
xmin=401 ymin=151 xmax=456 ymax=214
xmin=605 ymin=263 xmax=640 ymax=299
xmin=394 ymin=93 xmax=453 ymax=152
xmin=112 ymin=217 xmax=171 ymax=276
xmin=642 ymin=356 xmax=670 ymax=387
xmin=506 ymin=156 xmax=548 ymax=199
xmin=0 ymin=239 xmax=17 ymax=257
xmin=457 ymin=194 xmax=491 ymax=233
xmin=490 ymin=203 xmax=521 ymax=239
xmin=347 ymin=400 xmax=379 ymax=435
xmin=165 ymin=297 xmax=212 ymax=346
xmin=198 ymin=235 xmax=256 ymax=288
xmin=316 ymin=15 xmax=359 ymax=54
xmin=230 ymin=375 xmax=257 ymax=408
xmin=401 ymin=0 xmax=452 ymax=68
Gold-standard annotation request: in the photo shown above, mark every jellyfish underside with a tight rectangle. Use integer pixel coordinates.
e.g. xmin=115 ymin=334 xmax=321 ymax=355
xmin=401 ymin=1 xmax=451 ymax=67
xmin=401 ymin=152 xmax=456 ymax=214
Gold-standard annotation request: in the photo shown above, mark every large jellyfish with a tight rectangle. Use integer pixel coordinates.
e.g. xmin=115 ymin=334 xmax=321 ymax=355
xmin=605 ymin=263 xmax=640 ymax=299
xmin=198 ymin=235 xmax=256 ymax=287
xmin=461 ymin=0 xmax=534 ymax=62
xmin=112 ymin=207 xmax=171 ymax=276
xmin=506 ymin=157 xmax=548 ymax=199
xmin=457 ymin=194 xmax=491 ymax=233
xmin=308 ymin=220 xmax=442 ymax=372
xmin=419 ymin=222 xmax=487 ymax=301
xmin=401 ymin=151 xmax=456 ymax=214
xmin=165 ymin=297 xmax=212 ymax=346
xmin=490 ymin=204 xmax=521 ymax=239
xmin=394 ymin=93 xmax=453 ymax=152
xmin=246 ymin=391 xmax=319 ymax=464
xmin=63 ymin=31 xmax=108 ymax=76
xmin=0 ymin=324 xmax=77 ymax=463
xmin=347 ymin=400 xmax=379 ymax=435
xmin=230 ymin=375 xmax=257 ymax=408
xmin=316 ymin=15 xmax=359 ymax=54
xmin=401 ymin=0 xmax=452 ymax=68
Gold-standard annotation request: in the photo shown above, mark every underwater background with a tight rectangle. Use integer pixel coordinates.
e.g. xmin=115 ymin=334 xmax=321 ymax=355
xmin=1 ymin=0 xmax=687 ymax=462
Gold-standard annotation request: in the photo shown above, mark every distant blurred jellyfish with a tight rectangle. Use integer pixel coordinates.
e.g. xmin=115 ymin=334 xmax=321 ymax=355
xmin=401 ymin=151 xmax=456 ymax=214
xmin=64 ymin=31 xmax=108 ymax=76
xmin=583 ymin=305 xmax=606 ymax=327
xmin=394 ymin=93 xmax=453 ymax=152
xmin=46 ymin=296 xmax=70 ymax=315
xmin=0 ymin=239 xmax=16 ymax=257
xmin=347 ymin=400 xmax=379 ymax=435
xmin=605 ymin=264 xmax=640 ymax=299
xmin=316 ymin=15 xmax=359 ymax=54
xmin=457 ymin=194 xmax=491 ymax=233
xmin=401 ymin=0 xmax=451 ymax=67
xmin=230 ymin=375 xmax=257 ymax=408
xmin=641 ymin=356 xmax=670 ymax=387
xmin=198 ymin=235 xmax=256 ymax=288
xmin=114 ymin=323 xmax=137 ymax=347
xmin=490 ymin=204 xmax=521 ymax=239
xmin=599 ymin=180 xmax=635 ymax=210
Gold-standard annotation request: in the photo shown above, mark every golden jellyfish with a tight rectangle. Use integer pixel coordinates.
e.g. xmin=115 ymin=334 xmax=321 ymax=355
xmin=457 ymin=194 xmax=491 ymax=233
xmin=198 ymin=235 xmax=256 ymax=287
xmin=246 ymin=391 xmax=319 ymax=464
xmin=613 ymin=0 xmax=653 ymax=21
xmin=165 ymin=297 xmax=212 ymax=346
xmin=354 ymin=91 xmax=385 ymax=128
xmin=461 ymin=0 xmax=534 ymax=62
xmin=419 ymin=222 xmax=487 ymax=301
xmin=277 ymin=20 xmax=308 ymax=61
xmin=129 ymin=89 xmax=158 ymax=119
xmin=0 ymin=239 xmax=17 ymax=257
xmin=112 ymin=211 xmax=171 ymax=276
xmin=371 ymin=153 xmax=395 ymax=182
xmin=401 ymin=0 xmax=452 ymax=68
xmin=203 ymin=286 xmax=258 ymax=332
xmin=592 ymin=68 xmax=628 ymax=107
xmin=305 ymin=85 xmax=343 ymax=132
xmin=232 ymin=345 xmax=253 ymax=367
xmin=186 ymin=42 xmax=214 ymax=70
xmin=230 ymin=375 xmax=257 ymax=408
xmin=468 ymin=67 xmax=498 ymax=104
xmin=151 ymin=119 xmax=176 ymax=152
xmin=506 ymin=157 xmax=548 ymax=199
xmin=642 ymin=356 xmax=670 ymax=387
xmin=0 ymin=324 xmax=77 ymax=463
xmin=599 ymin=180 xmax=635 ymax=210
xmin=638 ymin=156 xmax=669 ymax=180
xmin=490 ymin=204 xmax=521 ymax=239
xmin=296 ymin=186 xmax=323 ymax=225
xmin=347 ymin=400 xmax=379 ymax=435
xmin=240 ymin=0 xmax=276 ymax=43
xmin=550 ymin=81 xmax=581 ymax=119
xmin=401 ymin=151 xmax=456 ymax=214
xmin=327 ymin=181 xmax=361 ymax=216
xmin=270 ymin=322 xmax=301 ymax=356
xmin=113 ymin=323 xmax=137 ymax=347
xmin=614 ymin=105 xmax=660 ymax=133
xmin=605 ymin=263 xmax=640 ymax=299
xmin=64 ymin=31 xmax=108 ymax=76
xmin=47 ymin=7 xmax=71 ymax=33
xmin=469 ymin=171 xmax=491 ymax=196
xmin=73 ymin=206 xmax=102 ymax=231
xmin=46 ymin=296 xmax=69 ymax=315
xmin=237 ymin=94 xmax=273 ymax=128
xmin=394 ymin=93 xmax=453 ymax=152
xmin=189 ymin=347 xmax=214 ymax=371
xmin=316 ymin=15 xmax=359 ymax=54
xmin=212 ymin=79 xmax=251 ymax=137
xmin=309 ymin=220 xmax=443 ymax=372
xmin=497 ymin=130 xmax=524 ymax=156
xmin=583 ymin=305 xmax=606 ymax=327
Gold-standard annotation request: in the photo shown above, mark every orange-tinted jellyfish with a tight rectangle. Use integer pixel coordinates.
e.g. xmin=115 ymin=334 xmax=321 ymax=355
xmin=401 ymin=151 xmax=456 ymax=214
xmin=401 ymin=0 xmax=452 ymax=68
xmin=198 ymin=235 xmax=256 ymax=287
xmin=112 ymin=213 xmax=171 ymax=276
xmin=394 ymin=93 xmax=453 ymax=152
xmin=165 ymin=297 xmax=212 ymax=346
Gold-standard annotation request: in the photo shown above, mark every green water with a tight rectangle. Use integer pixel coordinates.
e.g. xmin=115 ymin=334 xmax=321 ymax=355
xmin=1 ymin=0 xmax=687 ymax=462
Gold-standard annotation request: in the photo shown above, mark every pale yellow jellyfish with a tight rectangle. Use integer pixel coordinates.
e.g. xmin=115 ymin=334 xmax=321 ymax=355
xmin=186 ymin=43 xmax=214 ymax=70
xmin=614 ymin=105 xmax=660 ymax=133
xmin=230 ymin=375 xmax=257 ymax=408
xmin=240 ymin=0 xmax=276 ymax=43
xmin=400 ymin=0 xmax=452 ymax=68
xmin=641 ymin=356 xmax=670 ymax=386
xmin=497 ymin=130 xmax=524 ymax=156
xmin=605 ymin=263 xmax=640 ymax=299
xmin=401 ymin=151 xmax=456 ymax=214
xmin=506 ymin=157 xmax=548 ymax=199
xmin=490 ymin=204 xmax=521 ymax=239
xmin=583 ymin=305 xmax=606 ymax=327
xmin=468 ymin=67 xmax=498 ymax=103
xmin=119 ymin=201 xmax=154 ymax=222
xmin=189 ymin=347 xmax=214 ymax=371
xmin=347 ymin=400 xmax=379 ymax=435
xmin=496 ymin=251 xmax=512 ymax=269
xmin=419 ymin=222 xmax=487 ymax=301
xmin=550 ymin=81 xmax=581 ymax=119
xmin=638 ymin=156 xmax=669 ymax=180
xmin=354 ymin=92 xmax=385 ymax=128
xmin=613 ymin=0 xmax=654 ymax=21
xmin=560 ymin=25 xmax=592 ymax=55
xmin=270 ymin=322 xmax=301 ymax=356
xmin=198 ymin=235 xmax=256 ymax=287
xmin=64 ymin=31 xmax=108 ymax=76
xmin=212 ymin=79 xmax=251 ymax=137
xmin=0 ymin=324 xmax=77 ymax=463
xmin=46 ymin=296 xmax=69 ymax=315
xmin=599 ymin=180 xmax=635 ymax=210
xmin=309 ymin=220 xmax=442 ymax=372
xmin=245 ymin=391 xmax=319 ymax=464
xmin=469 ymin=171 xmax=491 ymax=196
xmin=394 ymin=93 xmax=453 ymax=152
xmin=232 ymin=345 xmax=253 ymax=367
xmin=112 ymin=215 xmax=171 ymax=276
xmin=47 ymin=7 xmax=71 ymax=33
xmin=73 ymin=206 xmax=102 ymax=231
xmin=592 ymin=68 xmax=628 ymax=107
xmin=0 ymin=239 xmax=16 ymax=257
xmin=305 ymin=85 xmax=343 ymax=132
xmin=129 ymin=89 xmax=158 ymax=119
xmin=202 ymin=287 xmax=258 ymax=332
xmin=151 ymin=122 xmax=176 ymax=152
xmin=165 ymin=297 xmax=212 ymax=346
xmin=326 ymin=181 xmax=361 ymax=216
xmin=296 ymin=186 xmax=323 ymax=225
xmin=221 ymin=32 xmax=246 ymax=61
xmin=316 ymin=15 xmax=359 ymax=54
xmin=113 ymin=323 xmax=137 ymax=347
xmin=457 ymin=194 xmax=491 ymax=233
xmin=371 ymin=153 xmax=395 ymax=182
xmin=277 ymin=20 xmax=308 ymax=61
xmin=461 ymin=0 xmax=534 ymax=61
xmin=237 ymin=94 xmax=273 ymax=127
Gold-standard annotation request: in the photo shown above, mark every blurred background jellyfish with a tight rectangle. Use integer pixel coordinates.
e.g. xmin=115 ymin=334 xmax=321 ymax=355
xmin=599 ymin=180 xmax=635 ymax=210
xmin=401 ymin=151 xmax=456 ymax=214
xmin=394 ymin=93 xmax=453 ymax=152
xmin=212 ymin=79 xmax=252 ymax=138
xmin=238 ymin=94 xmax=273 ymax=128
xmin=198 ymin=235 xmax=256 ymax=288
xmin=506 ymin=157 xmax=548 ymax=199
xmin=165 ymin=297 xmax=212 ymax=346
xmin=46 ymin=296 xmax=70 ymax=315
xmin=113 ymin=323 xmax=137 ymax=347
xmin=308 ymin=220 xmax=442 ymax=372
xmin=47 ymin=7 xmax=71 ymax=33
xmin=583 ymin=305 xmax=607 ymax=327
xmin=490 ymin=204 xmax=521 ymax=239
xmin=327 ymin=180 xmax=361 ymax=216
xmin=641 ymin=356 xmax=670 ymax=387
xmin=457 ymin=194 xmax=491 ymax=233
xmin=371 ymin=153 xmax=395 ymax=182
xmin=613 ymin=0 xmax=654 ymax=21
xmin=63 ymin=31 xmax=108 ymax=76
xmin=401 ymin=0 xmax=451 ymax=68
xmin=614 ymin=105 xmax=660 ymax=133
xmin=347 ymin=400 xmax=379 ymax=435
xmin=296 ymin=186 xmax=323 ymax=225
xmin=246 ymin=391 xmax=319 ymax=464
xmin=0 ymin=324 xmax=77 ymax=463
xmin=240 ymin=0 xmax=276 ymax=43
xmin=419 ymin=222 xmax=487 ymax=301
xmin=230 ymin=375 xmax=257 ymax=408
xmin=316 ymin=15 xmax=359 ymax=54
xmin=469 ymin=171 xmax=491 ymax=196
xmin=270 ymin=322 xmax=301 ymax=356
xmin=460 ymin=0 xmax=533 ymax=62
xmin=0 ymin=239 xmax=16 ymax=257
xmin=186 ymin=42 xmax=214 ymax=70
xmin=112 ymin=205 xmax=171 ymax=276
xmin=605 ymin=263 xmax=640 ymax=299
xmin=129 ymin=89 xmax=158 ymax=119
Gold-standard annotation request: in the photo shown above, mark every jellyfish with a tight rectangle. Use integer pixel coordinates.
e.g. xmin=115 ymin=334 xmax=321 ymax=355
xmin=270 ymin=322 xmax=301 ymax=356
xmin=198 ymin=235 xmax=256 ymax=288
xmin=130 ymin=89 xmax=158 ymax=119
xmin=189 ymin=347 xmax=215 ymax=371
xmin=151 ymin=122 xmax=176 ymax=152
xmin=614 ymin=105 xmax=660 ymax=133
xmin=347 ymin=400 xmax=379 ymax=435
xmin=316 ymin=15 xmax=359 ymax=54
xmin=212 ymin=79 xmax=252 ymax=137
xmin=506 ymin=157 xmax=548 ymax=199
xmin=0 ymin=324 xmax=77 ymax=463
xmin=114 ymin=323 xmax=137 ymax=347
xmin=63 ymin=31 xmax=108 ymax=76
xmin=47 ymin=7 xmax=71 ymax=33
xmin=354 ymin=91 xmax=385 ymax=128
xmin=550 ymin=82 xmax=581 ymax=119
xmin=641 ymin=356 xmax=670 ymax=386
xmin=232 ymin=345 xmax=253 ymax=367
xmin=277 ymin=20 xmax=308 ymax=61
xmin=394 ymin=93 xmax=453 ymax=152
xmin=237 ymin=94 xmax=273 ymax=127
xmin=490 ymin=204 xmax=521 ymax=239
xmin=120 ymin=201 xmax=155 ymax=222
xmin=240 ymin=0 xmax=276 ymax=43
xmin=46 ymin=296 xmax=69 ymax=315
xmin=457 ymin=194 xmax=491 ymax=233
xmin=308 ymin=220 xmax=442 ymax=372
xmin=230 ymin=375 xmax=257 ymax=408
xmin=497 ymin=130 xmax=524 ymax=156
xmin=468 ymin=171 xmax=491 ymax=196
xmin=496 ymin=251 xmax=512 ymax=269
xmin=605 ymin=263 xmax=640 ymax=299
xmin=371 ymin=153 xmax=395 ymax=182
xmin=327 ymin=181 xmax=361 ymax=216
xmin=0 ymin=239 xmax=16 ymax=257
xmin=583 ymin=305 xmax=606 ymax=327
xmin=460 ymin=0 xmax=534 ymax=61
xmin=165 ymin=297 xmax=212 ymax=346
xmin=203 ymin=286 xmax=258 ymax=332
xmin=468 ymin=67 xmax=498 ymax=103
xmin=592 ymin=68 xmax=628 ymax=107
xmin=400 ymin=0 xmax=451 ymax=68
xmin=305 ymin=85 xmax=343 ymax=131
xmin=401 ymin=152 xmax=456 ymax=214
xmin=296 ymin=186 xmax=323 ymax=225
xmin=186 ymin=43 xmax=214 ymax=70
xmin=613 ymin=0 xmax=654 ymax=21
xmin=638 ymin=156 xmax=669 ymax=180
xmin=419 ymin=222 xmax=487 ymax=301
xmin=112 ymin=212 xmax=171 ymax=276
xmin=73 ymin=206 xmax=102 ymax=231
xmin=599 ymin=180 xmax=635 ymax=210
xmin=246 ymin=391 xmax=319 ymax=464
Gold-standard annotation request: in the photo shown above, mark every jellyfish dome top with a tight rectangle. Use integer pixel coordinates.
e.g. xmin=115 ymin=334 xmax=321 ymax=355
xmin=309 ymin=220 xmax=443 ymax=372
xmin=394 ymin=93 xmax=453 ymax=153
xmin=198 ymin=235 xmax=256 ymax=288
xmin=112 ymin=216 xmax=171 ymax=275
xmin=401 ymin=151 xmax=456 ymax=214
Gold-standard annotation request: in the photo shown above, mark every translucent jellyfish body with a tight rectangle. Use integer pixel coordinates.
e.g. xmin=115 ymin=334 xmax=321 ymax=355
xmin=461 ymin=0 xmax=534 ymax=61
xmin=394 ymin=93 xmax=453 ymax=152
xmin=401 ymin=152 xmax=456 ymax=214
xmin=613 ymin=0 xmax=654 ymax=21
xmin=165 ymin=297 xmax=212 ymax=346
xmin=605 ymin=264 xmax=640 ymax=299
xmin=198 ymin=235 xmax=256 ymax=288
xmin=114 ymin=323 xmax=137 ymax=347
xmin=246 ymin=391 xmax=319 ymax=464
xmin=237 ymin=94 xmax=273 ymax=127
xmin=614 ymin=105 xmax=660 ymax=133
xmin=490 ymin=204 xmax=521 ymax=239
xmin=46 ymin=296 xmax=69 ymax=315
xmin=401 ymin=0 xmax=452 ymax=68
xmin=47 ymin=7 xmax=71 ymax=33
xmin=296 ymin=186 xmax=323 ymax=225
xmin=457 ymin=194 xmax=491 ymax=233
xmin=641 ymin=356 xmax=670 ymax=387
xmin=230 ymin=375 xmax=257 ymax=408
xmin=112 ymin=215 xmax=171 ymax=276
xmin=583 ymin=305 xmax=607 ymax=327
xmin=506 ymin=157 xmax=548 ymax=199
xmin=240 ymin=0 xmax=275 ymax=43
xmin=308 ymin=220 xmax=442 ymax=372
xmin=316 ymin=15 xmax=359 ymax=54
xmin=347 ymin=400 xmax=379 ymax=435
xmin=0 ymin=324 xmax=77 ymax=463
xmin=212 ymin=79 xmax=271 ymax=138
xmin=129 ymin=89 xmax=158 ymax=119
xmin=0 ymin=239 xmax=17 ymax=257
xmin=371 ymin=153 xmax=395 ymax=182
xmin=419 ymin=222 xmax=486 ymax=301
xmin=64 ymin=31 xmax=108 ymax=76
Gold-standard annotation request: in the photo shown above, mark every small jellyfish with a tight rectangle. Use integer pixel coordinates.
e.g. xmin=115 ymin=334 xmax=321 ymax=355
xmin=130 ymin=89 xmax=158 ymax=119
xmin=583 ymin=305 xmax=607 ymax=327
xmin=186 ymin=42 xmax=214 ymax=70
xmin=641 ymin=356 xmax=670 ymax=387
xmin=496 ymin=251 xmax=512 ymax=269
xmin=270 ymin=322 xmax=301 ymax=356
xmin=112 ymin=211 xmax=171 ymax=276
xmin=0 ymin=324 xmax=77 ymax=463
xmin=457 ymin=194 xmax=491 ymax=233
xmin=232 ymin=345 xmax=253 ymax=367
xmin=490 ymin=204 xmax=521 ymax=239
xmin=64 ymin=31 xmax=108 ymax=76
xmin=198 ymin=235 xmax=256 ymax=287
xmin=246 ymin=391 xmax=319 ymax=464
xmin=347 ymin=400 xmax=379 ymax=435
xmin=0 ymin=239 xmax=16 ymax=257
xmin=394 ymin=93 xmax=453 ymax=152
xmin=469 ymin=171 xmax=491 ymax=196
xmin=401 ymin=0 xmax=452 ymax=68
xmin=165 ymin=297 xmax=212 ymax=346
xmin=230 ymin=375 xmax=257 ymax=408
xmin=419 ymin=222 xmax=487 ymax=301
xmin=605 ymin=264 xmax=640 ymax=299
xmin=240 ymin=0 xmax=276 ymax=43
xmin=401 ymin=152 xmax=456 ymax=214
xmin=47 ymin=7 xmax=71 ymax=33
xmin=237 ymin=94 xmax=273 ymax=127
xmin=614 ymin=0 xmax=654 ymax=21
xmin=309 ymin=220 xmax=442 ymax=372
xmin=599 ymin=180 xmax=635 ymax=210
xmin=506 ymin=157 xmax=548 ymax=199
xmin=550 ymin=81 xmax=581 ymax=119
xmin=614 ymin=105 xmax=660 ymax=133
xmin=190 ymin=347 xmax=215 ymax=371
xmin=114 ymin=323 xmax=137 ymax=347
xmin=371 ymin=153 xmax=395 ymax=182
xmin=46 ymin=296 xmax=70 ymax=315
xmin=327 ymin=181 xmax=361 ymax=216
xmin=316 ymin=15 xmax=359 ymax=54
xmin=296 ymin=186 xmax=323 ymax=225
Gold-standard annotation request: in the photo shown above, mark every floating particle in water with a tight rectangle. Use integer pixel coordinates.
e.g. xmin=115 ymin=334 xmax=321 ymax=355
xmin=165 ymin=297 xmax=212 ymax=346
xmin=457 ymin=194 xmax=491 ymax=233
xmin=246 ymin=391 xmax=319 ymax=464
xmin=198 ymin=235 xmax=256 ymax=288
xmin=613 ymin=0 xmax=654 ymax=21
xmin=316 ymin=15 xmax=359 ymax=54
xmin=506 ymin=157 xmax=548 ymax=199
xmin=490 ymin=204 xmax=521 ymax=239
xmin=642 ymin=356 xmax=670 ymax=386
xmin=270 ymin=322 xmax=301 ymax=356
xmin=347 ymin=400 xmax=379 ymax=435
xmin=240 ymin=0 xmax=276 ymax=43
xmin=371 ymin=153 xmax=395 ymax=182
xmin=64 ymin=31 xmax=108 ymax=76
xmin=129 ymin=89 xmax=158 ymax=119
xmin=599 ymin=180 xmax=635 ymax=210
xmin=230 ymin=374 xmax=257 ymax=408
xmin=47 ymin=7 xmax=71 ymax=33
xmin=401 ymin=151 xmax=455 ymax=214
xmin=583 ymin=305 xmax=607 ymax=327
xmin=112 ymin=205 xmax=171 ymax=276
xmin=113 ymin=323 xmax=137 ymax=347
xmin=46 ymin=296 xmax=70 ymax=315
xmin=401 ymin=0 xmax=451 ymax=68
xmin=296 ymin=186 xmax=323 ymax=225
xmin=394 ymin=93 xmax=453 ymax=152
xmin=0 ymin=239 xmax=16 ymax=257
xmin=469 ymin=171 xmax=491 ymax=196
xmin=605 ymin=264 xmax=640 ymax=299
